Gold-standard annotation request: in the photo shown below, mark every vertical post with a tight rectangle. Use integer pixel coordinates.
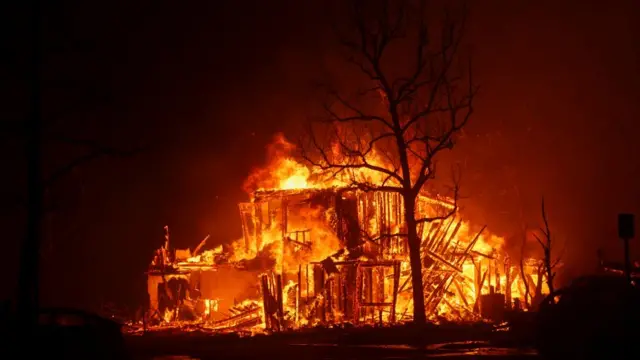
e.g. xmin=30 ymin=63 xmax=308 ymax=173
xmin=342 ymin=271 xmax=348 ymax=317
xmin=618 ymin=213 xmax=635 ymax=284
xmin=367 ymin=267 xmax=374 ymax=320
xmin=504 ymin=257 xmax=512 ymax=309
xmin=336 ymin=190 xmax=344 ymax=242
xmin=297 ymin=264 xmax=302 ymax=324
xmin=163 ymin=226 xmax=170 ymax=250
xmin=353 ymin=264 xmax=361 ymax=324
xmin=624 ymin=238 xmax=631 ymax=284
xmin=260 ymin=274 xmax=271 ymax=331
xmin=327 ymin=278 xmax=333 ymax=322
xmin=281 ymin=198 xmax=288 ymax=275
xmin=275 ymin=273 xmax=284 ymax=329
xmin=391 ymin=261 xmax=400 ymax=323
xmin=337 ymin=270 xmax=342 ymax=313
xmin=487 ymin=258 xmax=492 ymax=289
xmin=239 ymin=204 xmax=250 ymax=252
xmin=313 ymin=265 xmax=326 ymax=322
xmin=254 ymin=203 xmax=263 ymax=252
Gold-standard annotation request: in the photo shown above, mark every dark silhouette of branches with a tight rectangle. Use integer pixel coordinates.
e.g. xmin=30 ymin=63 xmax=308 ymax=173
xmin=44 ymin=133 xmax=142 ymax=188
xmin=519 ymin=234 xmax=531 ymax=309
xmin=301 ymin=0 xmax=475 ymax=325
xmin=19 ymin=130 xmax=141 ymax=330
xmin=532 ymin=197 xmax=563 ymax=295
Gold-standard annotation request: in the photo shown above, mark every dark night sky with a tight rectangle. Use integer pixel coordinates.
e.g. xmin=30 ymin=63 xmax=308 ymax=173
xmin=2 ymin=0 xmax=639 ymax=312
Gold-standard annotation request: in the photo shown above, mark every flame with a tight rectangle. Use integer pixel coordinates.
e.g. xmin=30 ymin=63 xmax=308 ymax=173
xmin=139 ymin=133 xmax=549 ymax=334
xmin=243 ymin=133 xmax=398 ymax=193
xmin=282 ymin=174 xmax=308 ymax=190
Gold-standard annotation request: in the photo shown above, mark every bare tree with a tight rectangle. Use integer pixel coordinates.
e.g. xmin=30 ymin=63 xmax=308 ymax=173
xmin=512 ymin=183 xmax=531 ymax=309
xmin=532 ymin=197 xmax=562 ymax=295
xmin=518 ymin=235 xmax=531 ymax=309
xmin=301 ymin=0 xmax=475 ymax=325
xmin=18 ymin=0 xmax=140 ymax=329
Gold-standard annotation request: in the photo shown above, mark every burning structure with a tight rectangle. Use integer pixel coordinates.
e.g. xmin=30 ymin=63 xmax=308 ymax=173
xmin=144 ymin=136 xmax=550 ymax=333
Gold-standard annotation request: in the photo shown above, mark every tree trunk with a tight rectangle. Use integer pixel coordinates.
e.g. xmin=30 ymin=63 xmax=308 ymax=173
xmin=18 ymin=0 xmax=43 ymax=331
xmin=545 ymin=249 xmax=555 ymax=294
xmin=405 ymin=196 xmax=427 ymax=325
xmin=519 ymin=256 xmax=530 ymax=309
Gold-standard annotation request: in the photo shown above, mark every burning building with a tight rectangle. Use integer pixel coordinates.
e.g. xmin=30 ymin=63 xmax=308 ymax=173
xmin=143 ymin=136 xmax=550 ymax=333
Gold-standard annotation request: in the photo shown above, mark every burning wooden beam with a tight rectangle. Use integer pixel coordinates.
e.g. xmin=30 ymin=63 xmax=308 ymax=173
xmin=238 ymin=203 xmax=253 ymax=252
xmin=431 ymin=217 xmax=456 ymax=252
xmin=440 ymin=219 xmax=463 ymax=256
xmin=470 ymin=250 xmax=494 ymax=259
xmin=452 ymin=277 xmax=471 ymax=309
xmin=192 ymin=234 xmax=210 ymax=257
xmin=425 ymin=250 xmax=463 ymax=273
xmin=424 ymin=221 xmax=445 ymax=250
xmin=460 ymin=226 xmax=487 ymax=262
xmin=209 ymin=304 xmax=262 ymax=331
xmin=420 ymin=226 xmax=489 ymax=315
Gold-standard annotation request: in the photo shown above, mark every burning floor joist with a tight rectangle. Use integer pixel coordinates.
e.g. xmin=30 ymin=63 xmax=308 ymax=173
xmin=142 ymin=185 xmax=549 ymax=333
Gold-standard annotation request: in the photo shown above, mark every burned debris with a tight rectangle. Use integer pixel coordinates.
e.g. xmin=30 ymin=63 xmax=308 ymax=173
xmin=141 ymin=185 xmax=550 ymax=333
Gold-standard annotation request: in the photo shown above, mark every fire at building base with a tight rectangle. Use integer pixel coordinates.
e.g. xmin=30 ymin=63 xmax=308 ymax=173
xmin=141 ymin=185 xmax=550 ymax=334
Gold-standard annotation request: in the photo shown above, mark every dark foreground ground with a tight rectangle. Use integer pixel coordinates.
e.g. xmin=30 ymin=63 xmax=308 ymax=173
xmin=133 ymin=343 xmax=537 ymax=360
xmin=127 ymin=323 xmax=538 ymax=360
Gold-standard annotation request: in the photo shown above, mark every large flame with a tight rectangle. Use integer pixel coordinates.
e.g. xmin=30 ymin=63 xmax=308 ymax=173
xmin=243 ymin=133 xmax=398 ymax=193
xmin=141 ymin=133 xmax=549 ymax=333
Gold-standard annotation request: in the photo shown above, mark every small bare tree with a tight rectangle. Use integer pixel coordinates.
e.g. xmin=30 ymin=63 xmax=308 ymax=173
xmin=518 ymin=233 xmax=531 ymax=309
xmin=302 ymin=0 xmax=475 ymax=325
xmin=510 ymin=182 xmax=532 ymax=309
xmin=532 ymin=197 xmax=562 ymax=295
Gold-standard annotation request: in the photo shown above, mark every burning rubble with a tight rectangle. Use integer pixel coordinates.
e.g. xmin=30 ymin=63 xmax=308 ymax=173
xmin=140 ymin=135 xmax=550 ymax=334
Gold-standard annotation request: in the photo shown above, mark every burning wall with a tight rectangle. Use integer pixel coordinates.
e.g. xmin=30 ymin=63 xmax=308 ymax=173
xmin=142 ymin=135 xmax=549 ymax=332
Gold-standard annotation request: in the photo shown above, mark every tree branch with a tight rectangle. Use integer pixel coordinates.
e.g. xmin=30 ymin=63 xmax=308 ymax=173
xmin=45 ymin=134 xmax=142 ymax=188
xmin=323 ymin=90 xmax=394 ymax=130
xmin=415 ymin=184 xmax=458 ymax=224
xmin=301 ymin=123 xmax=403 ymax=185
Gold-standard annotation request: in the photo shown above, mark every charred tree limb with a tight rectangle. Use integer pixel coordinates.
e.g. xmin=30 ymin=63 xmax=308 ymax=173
xmin=533 ymin=197 xmax=559 ymax=294
xmin=519 ymin=238 xmax=530 ymax=308
xmin=415 ymin=169 xmax=460 ymax=224
xmin=44 ymin=134 xmax=143 ymax=188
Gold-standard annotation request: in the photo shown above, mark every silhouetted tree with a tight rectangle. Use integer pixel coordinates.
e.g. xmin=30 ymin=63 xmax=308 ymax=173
xmin=518 ymin=234 xmax=531 ymax=309
xmin=18 ymin=0 xmax=140 ymax=330
xmin=510 ymin=183 xmax=532 ymax=309
xmin=532 ymin=197 xmax=562 ymax=295
xmin=302 ymin=0 xmax=475 ymax=325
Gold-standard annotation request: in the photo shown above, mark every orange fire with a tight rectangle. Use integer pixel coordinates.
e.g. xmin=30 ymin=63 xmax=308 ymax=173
xmin=243 ymin=134 xmax=399 ymax=193
xmin=140 ymin=133 xmax=549 ymax=334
